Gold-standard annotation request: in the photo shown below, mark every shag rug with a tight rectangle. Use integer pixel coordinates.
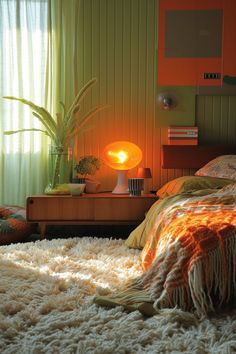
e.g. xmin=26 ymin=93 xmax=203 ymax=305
xmin=1 ymin=237 xmax=236 ymax=354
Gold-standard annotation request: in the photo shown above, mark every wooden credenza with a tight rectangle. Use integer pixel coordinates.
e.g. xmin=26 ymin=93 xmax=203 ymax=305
xmin=26 ymin=193 xmax=158 ymax=239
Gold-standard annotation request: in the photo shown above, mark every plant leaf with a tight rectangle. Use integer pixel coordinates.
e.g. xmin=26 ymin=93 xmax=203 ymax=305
xmin=55 ymin=112 xmax=65 ymax=146
xmin=59 ymin=101 xmax=65 ymax=112
xmin=65 ymin=105 xmax=108 ymax=144
xmin=73 ymin=103 xmax=81 ymax=115
xmin=4 ymin=128 xmax=51 ymax=137
xmin=3 ymin=96 xmax=57 ymax=133
xmin=65 ymin=78 xmax=97 ymax=125
xmin=65 ymin=124 xmax=95 ymax=144
xmin=32 ymin=111 xmax=56 ymax=142
xmin=3 ymin=79 xmax=109 ymax=151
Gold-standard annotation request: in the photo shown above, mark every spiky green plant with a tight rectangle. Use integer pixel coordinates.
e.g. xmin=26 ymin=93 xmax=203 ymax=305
xmin=3 ymin=78 xmax=106 ymax=188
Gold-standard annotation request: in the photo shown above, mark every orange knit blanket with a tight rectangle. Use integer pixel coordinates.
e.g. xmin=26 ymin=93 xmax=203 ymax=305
xmin=140 ymin=189 xmax=236 ymax=315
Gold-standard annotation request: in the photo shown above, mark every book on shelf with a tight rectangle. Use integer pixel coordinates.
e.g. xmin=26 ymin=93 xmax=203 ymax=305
xmin=168 ymin=126 xmax=198 ymax=145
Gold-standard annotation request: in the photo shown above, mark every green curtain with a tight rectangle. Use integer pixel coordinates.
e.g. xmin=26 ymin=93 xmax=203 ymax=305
xmin=46 ymin=0 xmax=81 ymax=117
xmin=0 ymin=0 xmax=80 ymax=207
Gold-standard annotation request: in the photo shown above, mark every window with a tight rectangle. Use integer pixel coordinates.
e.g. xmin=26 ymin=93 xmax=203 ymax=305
xmin=0 ymin=0 xmax=49 ymax=205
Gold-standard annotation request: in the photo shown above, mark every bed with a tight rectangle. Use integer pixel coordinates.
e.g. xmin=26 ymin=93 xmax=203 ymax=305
xmin=94 ymin=154 xmax=236 ymax=317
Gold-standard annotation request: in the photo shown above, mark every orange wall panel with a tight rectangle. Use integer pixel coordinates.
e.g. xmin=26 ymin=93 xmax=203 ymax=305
xmin=222 ymin=0 xmax=236 ymax=77
xmin=158 ymin=0 xmax=228 ymax=86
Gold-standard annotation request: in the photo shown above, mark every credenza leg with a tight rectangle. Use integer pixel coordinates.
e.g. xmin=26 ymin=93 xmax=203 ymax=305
xmin=39 ymin=223 xmax=46 ymax=240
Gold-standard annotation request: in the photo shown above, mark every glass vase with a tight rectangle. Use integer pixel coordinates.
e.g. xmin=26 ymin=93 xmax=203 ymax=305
xmin=45 ymin=145 xmax=72 ymax=194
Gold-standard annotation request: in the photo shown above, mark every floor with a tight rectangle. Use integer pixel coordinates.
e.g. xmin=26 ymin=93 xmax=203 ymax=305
xmin=25 ymin=224 xmax=136 ymax=242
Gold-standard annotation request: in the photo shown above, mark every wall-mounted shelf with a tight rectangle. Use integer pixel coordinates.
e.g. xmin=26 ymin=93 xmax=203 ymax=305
xmin=162 ymin=145 xmax=236 ymax=169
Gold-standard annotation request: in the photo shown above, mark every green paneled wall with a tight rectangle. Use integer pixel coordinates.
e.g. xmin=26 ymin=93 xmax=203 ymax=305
xmin=196 ymin=95 xmax=236 ymax=144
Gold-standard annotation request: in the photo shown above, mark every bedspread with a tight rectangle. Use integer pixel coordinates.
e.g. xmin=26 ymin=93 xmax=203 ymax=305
xmin=94 ymin=185 xmax=236 ymax=316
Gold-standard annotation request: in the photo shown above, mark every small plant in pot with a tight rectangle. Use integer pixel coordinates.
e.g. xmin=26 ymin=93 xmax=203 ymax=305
xmin=74 ymin=155 xmax=102 ymax=193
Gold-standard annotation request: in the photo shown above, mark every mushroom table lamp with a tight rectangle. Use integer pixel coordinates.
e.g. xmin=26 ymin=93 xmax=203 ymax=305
xmin=102 ymin=141 xmax=142 ymax=194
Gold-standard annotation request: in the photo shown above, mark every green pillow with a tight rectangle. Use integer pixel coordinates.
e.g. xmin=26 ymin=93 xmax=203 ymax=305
xmin=156 ymin=175 xmax=233 ymax=199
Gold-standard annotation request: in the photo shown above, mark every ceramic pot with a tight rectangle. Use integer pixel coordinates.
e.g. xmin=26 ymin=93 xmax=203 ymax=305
xmin=85 ymin=179 xmax=101 ymax=193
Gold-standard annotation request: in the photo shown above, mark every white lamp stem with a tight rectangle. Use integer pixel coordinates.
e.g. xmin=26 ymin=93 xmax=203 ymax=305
xmin=112 ymin=170 xmax=129 ymax=194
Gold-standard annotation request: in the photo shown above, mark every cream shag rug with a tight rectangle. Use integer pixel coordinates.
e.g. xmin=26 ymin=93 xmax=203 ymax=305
xmin=1 ymin=237 xmax=236 ymax=354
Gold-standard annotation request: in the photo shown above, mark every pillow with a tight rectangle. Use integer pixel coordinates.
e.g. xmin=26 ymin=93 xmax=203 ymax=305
xmin=195 ymin=155 xmax=236 ymax=180
xmin=156 ymin=175 xmax=233 ymax=199
xmin=125 ymin=194 xmax=181 ymax=249
xmin=0 ymin=206 xmax=36 ymax=245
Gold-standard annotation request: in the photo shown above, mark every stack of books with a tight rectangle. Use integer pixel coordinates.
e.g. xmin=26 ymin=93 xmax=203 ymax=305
xmin=168 ymin=126 xmax=198 ymax=145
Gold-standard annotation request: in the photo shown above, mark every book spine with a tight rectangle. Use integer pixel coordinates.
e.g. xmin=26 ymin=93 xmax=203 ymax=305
xmin=168 ymin=138 xmax=198 ymax=145
xmin=168 ymin=133 xmax=198 ymax=138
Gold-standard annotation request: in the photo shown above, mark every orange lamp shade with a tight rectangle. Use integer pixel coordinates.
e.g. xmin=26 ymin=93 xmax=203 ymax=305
xmin=102 ymin=141 xmax=142 ymax=171
xmin=137 ymin=167 xmax=152 ymax=179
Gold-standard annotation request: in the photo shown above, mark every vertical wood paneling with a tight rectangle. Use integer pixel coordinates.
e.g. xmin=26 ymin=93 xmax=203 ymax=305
xmin=145 ymin=0 xmax=156 ymax=191
xmin=91 ymin=0 xmax=100 ymax=155
xmin=130 ymin=0 xmax=139 ymax=145
xmin=137 ymin=0 xmax=147 ymax=157
xmin=122 ymin=0 xmax=131 ymax=138
xmin=75 ymin=0 xmax=158 ymax=192
xmin=196 ymin=95 xmax=236 ymax=144
xmin=114 ymin=0 xmax=123 ymax=140
xmin=228 ymin=97 xmax=236 ymax=141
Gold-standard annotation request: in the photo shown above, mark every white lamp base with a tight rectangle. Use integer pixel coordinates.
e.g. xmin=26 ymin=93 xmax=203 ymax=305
xmin=112 ymin=170 xmax=129 ymax=194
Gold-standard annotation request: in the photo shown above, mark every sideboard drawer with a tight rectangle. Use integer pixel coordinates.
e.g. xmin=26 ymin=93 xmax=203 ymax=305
xmin=27 ymin=196 xmax=94 ymax=221
xmin=94 ymin=198 xmax=154 ymax=221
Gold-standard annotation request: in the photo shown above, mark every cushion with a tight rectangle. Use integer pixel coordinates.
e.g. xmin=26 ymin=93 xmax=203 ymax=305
xmin=0 ymin=206 xmax=35 ymax=245
xmin=156 ymin=175 xmax=233 ymax=199
xmin=195 ymin=155 xmax=236 ymax=180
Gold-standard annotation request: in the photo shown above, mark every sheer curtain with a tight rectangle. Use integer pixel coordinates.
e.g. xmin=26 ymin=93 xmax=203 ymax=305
xmin=0 ymin=0 xmax=49 ymax=206
xmin=0 ymin=0 xmax=80 ymax=206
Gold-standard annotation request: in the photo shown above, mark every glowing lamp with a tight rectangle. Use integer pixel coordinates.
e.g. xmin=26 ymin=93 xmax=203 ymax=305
xmin=102 ymin=141 xmax=142 ymax=194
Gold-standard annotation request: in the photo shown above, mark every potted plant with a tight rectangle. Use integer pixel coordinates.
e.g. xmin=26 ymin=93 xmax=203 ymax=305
xmin=74 ymin=155 xmax=102 ymax=193
xmin=3 ymin=78 xmax=107 ymax=193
